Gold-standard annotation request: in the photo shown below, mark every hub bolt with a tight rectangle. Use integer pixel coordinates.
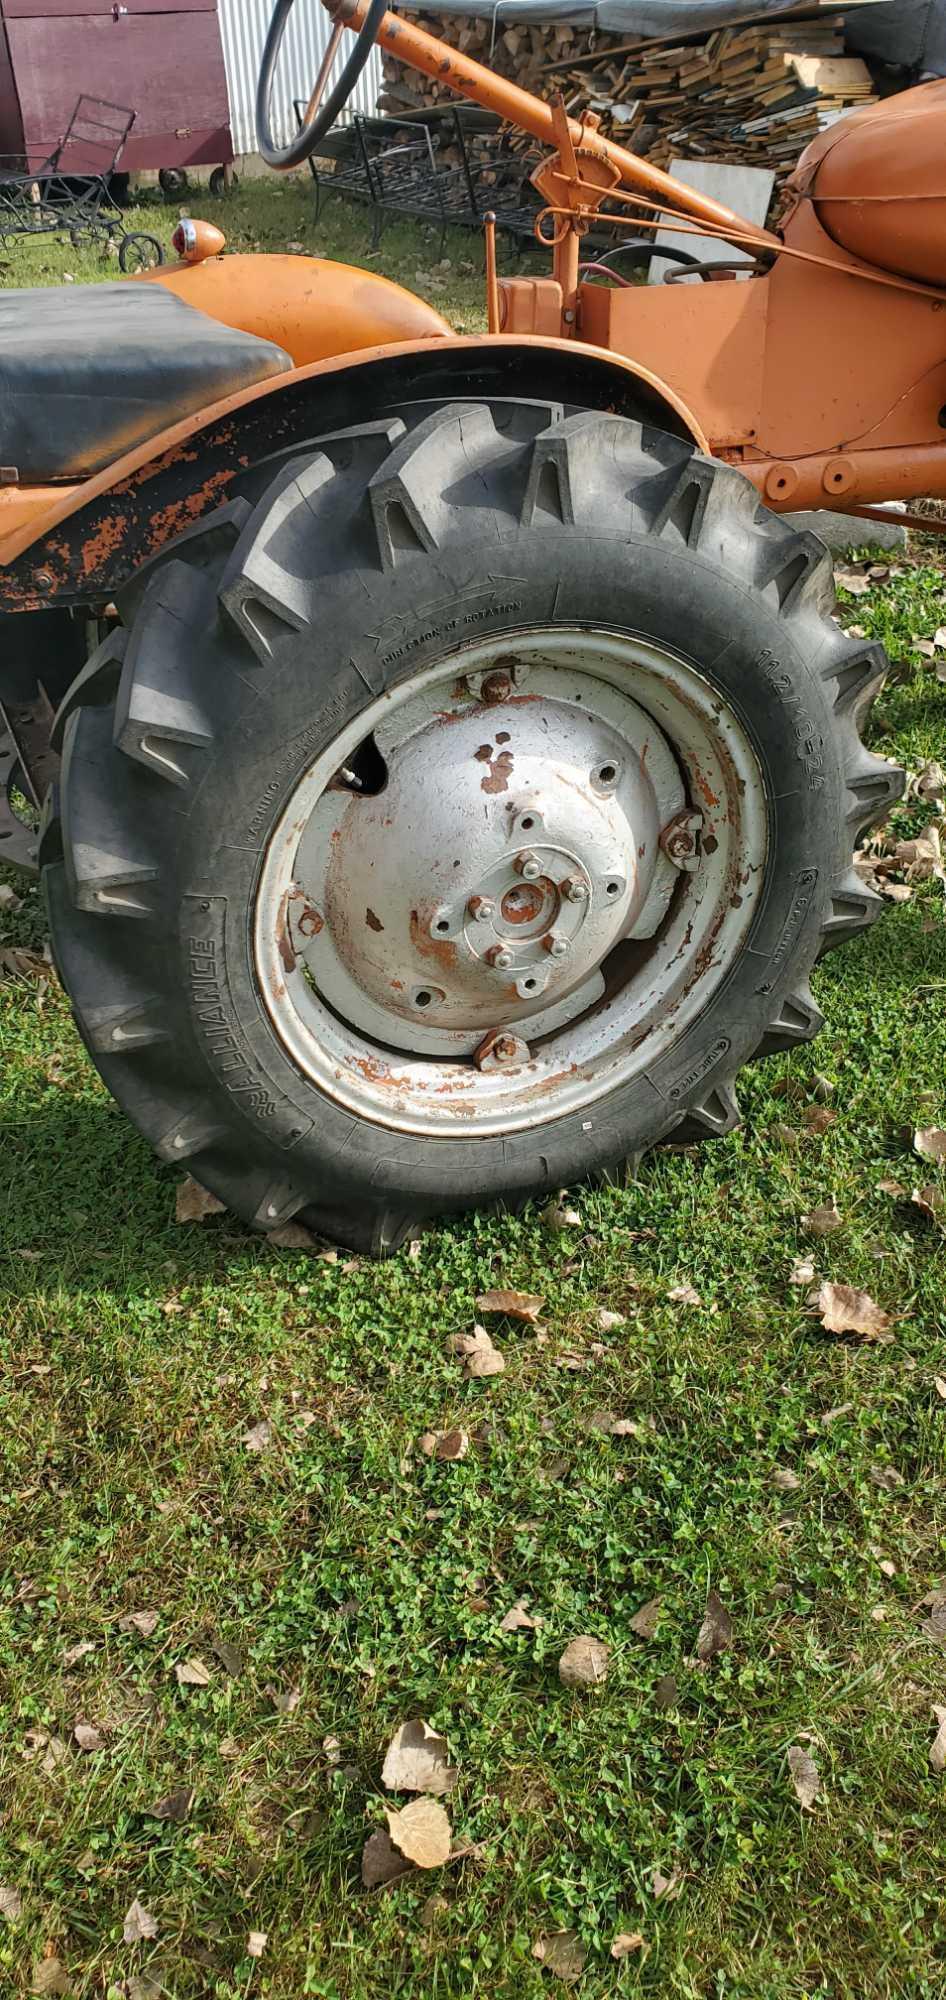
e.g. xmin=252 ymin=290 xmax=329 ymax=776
xmin=493 ymin=1034 xmax=521 ymax=1064
xmin=543 ymin=932 xmax=569 ymax=958
xmin=659 ymin=809 xmax=704 ymax=872
xmin=467 ymin=894 xmax=494 ymax=923
xmin=515 ymin=850 xmax=542 ymax=882
xmin=562 ymin=876 xmax=588 ymax=904
xmin=486 ymin=944 xmax=514 ymax=970
xmin=481 ymin=669 xmax=512 ymax=705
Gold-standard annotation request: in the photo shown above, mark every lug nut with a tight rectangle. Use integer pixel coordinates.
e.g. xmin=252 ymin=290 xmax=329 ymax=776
xmin=493 ymin=1034 xmax=521 ymax=1064
xmin=473 ymin=1027 xmax=531 ymax=1070
xmin=562 ymin=876 xmax=588 ymax=903
xmin=515 ymin=850 xmax=542 ymax=882
xmin=467 ymin=894 xmax=494 ymax=923
xmin=480 ymin=669 xmax=512 ymax=705
xmin=543 ymin=932 xmax=569 ymax=958
xmin=659 ymin=809 xmax=704 ymax=873
xmin=486 ymin=944 xmax=514 ymax=970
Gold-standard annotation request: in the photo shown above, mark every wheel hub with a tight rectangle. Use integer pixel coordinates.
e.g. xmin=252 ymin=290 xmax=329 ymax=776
xmin=304 ymin=691 xmax=661 ymax=1050
xmin=254 ymin=627 xmax=766 ymax=1134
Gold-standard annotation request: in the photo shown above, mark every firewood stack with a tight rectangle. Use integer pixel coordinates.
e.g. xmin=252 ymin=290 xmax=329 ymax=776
xmin=379 ymin=10 xmax=878 ymax=190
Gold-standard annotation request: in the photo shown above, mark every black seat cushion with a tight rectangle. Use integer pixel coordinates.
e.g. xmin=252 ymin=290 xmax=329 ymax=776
xmin=0 ymin=281 xmax=293 ymax=482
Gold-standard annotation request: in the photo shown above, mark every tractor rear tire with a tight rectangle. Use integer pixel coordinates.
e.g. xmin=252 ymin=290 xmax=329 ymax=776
xmin=43 ymin=401 xmax=903 ymax=1255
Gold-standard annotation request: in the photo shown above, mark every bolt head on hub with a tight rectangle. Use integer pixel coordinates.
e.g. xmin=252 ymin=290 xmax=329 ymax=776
xmin=486 ymin=943 xmax=514 ymax=970
xmin=515 ymin=850 xmax=542 ymax=882
xmin=467 ymin=894 xmax=494 ymax=922
xmin=543 ymin=932 xmax=569 ymax=958
xmin=562 ymin=876 xmax=588 ymax=904
xmin=659 ymin=809 xmax=704 ymax=872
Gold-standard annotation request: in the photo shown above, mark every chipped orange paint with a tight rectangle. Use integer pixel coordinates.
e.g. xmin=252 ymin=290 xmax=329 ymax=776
xmin=146 ymin=467 xmax=235 ymax=550
xmin=0 ymin=334 xmax=708 ymax=573
xmin=80 ymin=512 xmax=129 ymax=579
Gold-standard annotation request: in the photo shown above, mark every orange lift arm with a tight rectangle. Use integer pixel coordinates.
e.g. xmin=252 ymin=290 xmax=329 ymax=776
xmin=334 ymin=0 xmax=782 ymax=254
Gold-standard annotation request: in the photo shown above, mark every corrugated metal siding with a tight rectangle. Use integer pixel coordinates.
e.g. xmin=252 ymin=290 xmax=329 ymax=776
xmin=218 ymin=0 xmax=382 ymax=158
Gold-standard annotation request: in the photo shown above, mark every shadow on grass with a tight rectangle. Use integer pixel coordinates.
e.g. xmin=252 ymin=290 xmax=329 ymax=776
xmin=0 ymin=1090 xmax=271 ymax=1298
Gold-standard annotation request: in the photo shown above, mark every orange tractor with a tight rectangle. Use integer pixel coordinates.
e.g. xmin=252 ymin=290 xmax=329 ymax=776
xmin=2 ymin=0 xmax=938 ymax=1252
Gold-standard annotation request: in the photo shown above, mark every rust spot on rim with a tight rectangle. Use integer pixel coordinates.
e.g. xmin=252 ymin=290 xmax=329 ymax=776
xmin=410 ymin=909 xmax=458 ymax=973
xmin=480 ymin=749 xmax=514 ymax=794
xmin=366 ymin=908 xmax=384 ymax=933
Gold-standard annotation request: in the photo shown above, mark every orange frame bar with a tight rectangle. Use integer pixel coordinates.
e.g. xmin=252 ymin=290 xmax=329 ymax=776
xmin=338 ymin=0 xmax=781 ymax=253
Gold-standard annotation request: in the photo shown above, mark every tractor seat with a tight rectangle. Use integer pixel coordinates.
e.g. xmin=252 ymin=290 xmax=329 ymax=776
xmin=0 ymin=280 xmax=293 ymax=484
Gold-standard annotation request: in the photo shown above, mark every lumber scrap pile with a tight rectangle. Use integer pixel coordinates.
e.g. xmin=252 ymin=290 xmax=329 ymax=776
xmin=380 ymin=9 xmax=878 ymax=189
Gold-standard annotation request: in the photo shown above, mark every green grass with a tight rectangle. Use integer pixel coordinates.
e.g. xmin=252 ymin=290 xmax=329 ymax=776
xmin=0 ymin=173 xmax=490 ymax=332
xmin=2 ymin=185 xmax=946 ymax=1999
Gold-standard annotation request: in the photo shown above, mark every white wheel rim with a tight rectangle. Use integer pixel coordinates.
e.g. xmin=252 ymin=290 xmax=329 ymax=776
xmin=253 ymin=627 xmax=767 ymax=1137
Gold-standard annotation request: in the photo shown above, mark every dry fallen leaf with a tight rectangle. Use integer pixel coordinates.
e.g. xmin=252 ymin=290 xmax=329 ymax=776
xmin=668 ymin=1281 xmax=702 ymax=1306
xmin=628 ymin=1597 xmax=662 ymax=1640
xmin=212 ymin=1638 xmax=244 ymax=1677
xmin=912 ymin=1184 xmax=945 ymax=1222
xmin=123 ymin=1898 xmax=159 ymax=1944
xmin=803 ymin=1203 xmax=842 ymax=1236
xmin=817 ymin=1281 xmax=894 ymax=1341
xmin=271 ymin=1685 xmax=301 ymax=1714
xmin=651 ymin=1866 xmax=683 ymax=1901
xmin=148 ymin=1786 xmax=193 ymax=1823
xmin=558 ymin=1635 xmax=610 ymax=1688
xmin=918 ymin=1588 xmax=946 ymax=1646
xmin=242 ymin=1419 xmax=274 ymax=1453
xmin=541 ymin=1192 xmax=582 ymax=1231
xmin=420 ymin=1428 xmax=469 ymax=1462
xmin=500 ymin=1598 xmax=541 ymax=1632
xmin=475 ymin=1289 xmax=544 ymax=1324
xmin=62 ymin=1640 xmax=95 ymax=1670
xmin=361 ymin=1827 xmax=415 ymax=1888
xmin=696 ymin=1590 xmax=733 ymax=1663
xmin=32 ymin=1959 xmax=72 ymax=1996
xmin=596 ymin=1308 xmax=626 ymax=1331
xmin=419 ymin=1892 xmax=449 ymax=1928
xmin=803 ymin=1105 xmax=836 ymax=1135
xmin=532 ymin=1930 xmax=587 ymax=1983
xmin=588 ymin=1407 xmax=640 ymax=1438
xmin=934 ymin=1377 xmax=946 ymax=1401
xmin=0 ymin=1884 xmax=22 ymax=1922
xmin=384 ymin=1798 xmax=452 ymax=1869
xmin=175 ymin=1176 xmax=226 ymax=1224
xmin=174 ymin=1656 xmax=212 ymax=1688
xmin=929 ymin=1705 xmax=946 ymax=1775
xmin=915 ymin=1127 xmax=946 ymax=1165
xmin=247 ymin=1931 xmax=268 ymax=1959
xmin=772 ymin=1466 xmax=801 ymax=1492
xmin=789 ymin=1256 xmax=816 ymax=1286
xmin=119 ymin=1609 xmax=158 ymax=1639
xmin=381 ymin=1719 xmax=458 ymax=1796
xmin=73 ymin=1724 xmax=104 ymax=1753
xmin=787 ymin=1743 xmax=821 ymax=1809
xmin=611 ymin=1932 xmax=645 ymax=1959
xmin=451 ymin=1327 xmax=504 ymax=1379
xmin=836 ymin=567 xmax=872 ymax=596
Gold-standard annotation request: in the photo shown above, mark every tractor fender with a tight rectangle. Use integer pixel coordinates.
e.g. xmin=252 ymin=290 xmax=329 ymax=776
xmin=0 ymin=336 xmax=708 ymax=611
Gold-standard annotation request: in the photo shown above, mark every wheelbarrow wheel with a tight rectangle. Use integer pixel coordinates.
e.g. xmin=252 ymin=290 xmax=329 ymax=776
xmin=118 ymin=232 xmax=164 ymax=273
xmin=44 ymin=401 xmax=903 ymax=1255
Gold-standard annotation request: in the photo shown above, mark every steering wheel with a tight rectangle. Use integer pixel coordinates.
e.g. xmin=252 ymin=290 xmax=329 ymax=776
xmin=256 ymin=0 xmax=387 ymax=171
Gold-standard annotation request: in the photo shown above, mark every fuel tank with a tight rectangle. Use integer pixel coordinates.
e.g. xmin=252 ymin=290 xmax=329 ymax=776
xmin=791 ymin=79 xmax=946 ymax=289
